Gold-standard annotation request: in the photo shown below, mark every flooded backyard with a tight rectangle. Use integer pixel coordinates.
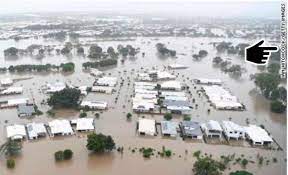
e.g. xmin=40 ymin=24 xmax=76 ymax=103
xmin=0 ymin=37 xmax=286 ymax=175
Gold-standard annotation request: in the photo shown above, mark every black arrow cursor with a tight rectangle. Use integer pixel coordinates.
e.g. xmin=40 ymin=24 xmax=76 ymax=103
xmin=245 ymin=40 xmax=278 ymax=65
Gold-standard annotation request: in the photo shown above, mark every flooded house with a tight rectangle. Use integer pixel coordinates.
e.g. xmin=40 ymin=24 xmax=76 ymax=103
xmin=160 ymin=81 xmax=182 ymax=91
xmin=6 ymin=124 xmax=26 ymax=140
xmin=0 ymin=98 xmax=29 ymax=108
xmin=17 ymin=104 xmax=35 ymax=117
xmin=45 ymin=82 xmax=66 ymax=93
xmin=161 ymin=121 xmax=178 ymax=137
xmin=138 ymin=118 xmax=157 ymax=136
xmin=90 ymin=68 xmax=104 ymax=77
xmin=80 ymin=100 xmax=108 ymax=110
xmin=0 ymin=87 xmax=23 ymax=95
xmin=91 ymin=86 xmax=113 ymax=94
xmin=134 ymin=82 xmax=157 ymax=90
xmin=136 ymin=73 xmax=153 ymax=81
xmin=48 ymin=120 xmax=74 ymax=137
xmin=194 ymin=78 xmax=222 ymax=85
xmin=78 ymin=86 xmax=88 ymax=96
xmin=162 ymin=96 xmax=191 ymax=115
xmin=221 ymin=121 xmax=245 ymax=140
xmin=201 ymin=120 xmax=223 ymax=138
xmin=95 ymin=76 xmax=117 ymax=87
xmin=0 ymin=78 xmax=13 ymax=86
xmin=180 ymin=121 xmax=203 ymax=139
xmin=159 ymin=91 xmax=186 ymax=98
xmin=202 ymin=85 xmax=243 ymax=110
xmin=168 ymin=64 xmax=188 ymax=69
xmin=133 ymin=100 xmax=155 ymax=112
xmin=71 ymin=118 xmax=95 ymax=132
xmin=26 ymin=122 xmax=47 ymax=140
xmin=244 ymin=125 xmax=273 ymax=145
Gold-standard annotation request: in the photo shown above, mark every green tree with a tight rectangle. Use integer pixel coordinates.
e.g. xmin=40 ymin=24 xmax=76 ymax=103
xmin=270 ymin=100 xmax=286 ymax=113
xmin=54 ymin=151 xmax=64 ymax=161
xmin=79 ymin=112 xmax=87 ymax=118
xmin=86 ymin=133 xmax=115 ymax=153
xmin=164 ymin=113 xmax=172 ymax=121
xmin=193 ymin=156 xmax=226 ymax=175
xmin=63 ymin=149 xmax=73 ymax=160
xmin=126 ymin=113 xmax=132 ymax=120
xmin=6 ymin=159 xmax=15 ymax=169
xmin=230 ymin=170 xmax=253 ymax=175
xmin=0 ymin=140 xmax=22 ymax=156
xmin=47 ymin=88 xmax=81 ymax=108
xmin=267 ymin=63 xmax=280 ymax=74
xmin=60 ymin=62 xmax=75 ymax=72
xmin=255 ymin=73 xmax=280 ymax=98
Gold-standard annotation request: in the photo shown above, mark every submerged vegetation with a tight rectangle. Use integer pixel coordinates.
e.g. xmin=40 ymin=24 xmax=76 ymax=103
xmin=47 ymin=88 xmax=81 ymax=109
xmin=155 ymin=43 xmax=176 ymax=57
xmin=0 ymin=63 xmax=75 ymax=73
xmin=86 ymin=133 xmax=115 ymax=153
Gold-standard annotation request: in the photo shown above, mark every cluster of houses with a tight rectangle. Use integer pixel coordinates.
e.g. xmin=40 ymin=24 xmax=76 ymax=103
xmin=6 ymin=118 xmax=95 ymax=140
xmin=137 ymin=118 xmax=273 ymax=146
xmin=132 ymin=78 xmax=192 ymax=115
xmin=194 ymin=78 xmax=244 ymax=110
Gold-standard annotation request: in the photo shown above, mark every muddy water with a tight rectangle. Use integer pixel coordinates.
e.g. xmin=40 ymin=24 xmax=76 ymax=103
xmin=0 ymin=37 xmax=286 ymax=175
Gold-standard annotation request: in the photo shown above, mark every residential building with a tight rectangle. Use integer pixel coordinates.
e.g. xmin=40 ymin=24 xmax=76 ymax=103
xmin=138 ymin=119 xmax=156 ymax=136
xmin=201 ymin=120 xmax=223 ymax=138
xmin=180 ymin=121 xmax=203 ymax=139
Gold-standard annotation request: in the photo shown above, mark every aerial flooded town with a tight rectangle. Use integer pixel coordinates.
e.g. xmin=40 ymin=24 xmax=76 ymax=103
xmin=0 ymin=1 xmax=286 ymax=175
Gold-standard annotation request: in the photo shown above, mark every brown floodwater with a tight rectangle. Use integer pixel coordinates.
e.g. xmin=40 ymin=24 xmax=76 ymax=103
xmin=0 ymin=37 xmax=286 ymax=175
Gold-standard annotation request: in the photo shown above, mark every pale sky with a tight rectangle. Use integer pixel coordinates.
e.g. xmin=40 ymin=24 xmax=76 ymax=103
xmin=0 ymin=0 xmax=281 ymax=18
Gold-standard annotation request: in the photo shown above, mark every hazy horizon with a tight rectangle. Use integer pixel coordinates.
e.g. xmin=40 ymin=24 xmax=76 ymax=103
xmin=0 ymin=0 xmax=282 ymax=19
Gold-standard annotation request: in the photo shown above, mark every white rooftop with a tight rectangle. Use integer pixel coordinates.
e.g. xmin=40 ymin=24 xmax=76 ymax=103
xmin=6 ymin=124 xmax=26 ymax=140
xmin=244 ymin=125 xmax=273 ymax=143
xmin=48 ymin=120 xmax=73 ymax=135
xmin=71 ymin=118 xmax=94 ymax=131
xmin=138 ymin=119 xmax=156 ymax=136
xmin=26 ymin=122 xmax=46 ymax=139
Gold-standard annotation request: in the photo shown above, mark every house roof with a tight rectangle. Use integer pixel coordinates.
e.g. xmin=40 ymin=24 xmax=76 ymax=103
xmin=161 ymin=81 xmax=182 ymax=90
xmin=0 ymin=78 xmax=13 ymax=85
xmin=17 ymin=104 xmax=35 ymax=115
xmin=7 ymin=98 xmax=29 ymax=106
xmin=221 ymin=121 xmax=244 ymax=132
xmin=71 ymin=118 xmax=94 ymax=131
xmin=244 ymin=125 xmax=273 ymax=143
xmin=46 ymin=82 xmax=66 ymax=93
xmin=26 ymin=122 xmax=46 ymax=139
xmin=160 ymin=91 xmax=186 ymax=97
xmin=180 ymin=121 xmax=203 ymax=136
xmin=0 ymin=87 xmax=23 ymax=94
xmin=161 ymin=121 xmax=178 ymax=136
xmin=48 ymin=120 xmax=73 ymax=135
xmin=138 ymin=119 xmax=156 ymax=135
xmin=163 ymin=99 xmax=190 ymax=107
xmin=202 ymin=120 xmax=223 ymax=131
xmin=6 ymin=124 xmax=26 ymax=139
xmin=96 ymin=77 xmax=117 ymax=86
xmin=81 ymin=101 xmax=108 ymax=108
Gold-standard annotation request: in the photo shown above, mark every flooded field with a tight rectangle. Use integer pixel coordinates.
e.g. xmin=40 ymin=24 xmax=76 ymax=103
xmin=0 ymin=37 xmax=286 ymax=175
